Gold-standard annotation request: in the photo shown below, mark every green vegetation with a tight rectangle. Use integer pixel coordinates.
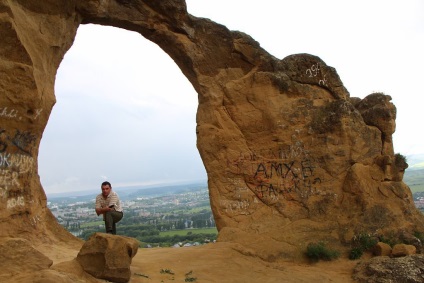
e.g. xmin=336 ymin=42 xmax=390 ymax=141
xmin=305 ymin=242 xmax=340 ymax=262
xmin=80 ymin=221 xmax=103 ymax=228
xmin=348 ymin=247 xmax=363 ymax=260
xmin=160 ymin=269 xmax=175 ymax=275
xmin=139 ymin=229 xmax=217 ymax=247
xmin=79 ymin=225 xmax=217 ymax=247
xmin=394 ymin=153 xmax=407 ymax=168
xmin=160 ymin=227 xmax=217 ymax=236
xmin=414 ymin=231 xmax=424 ymax=243
xmin=134 ymin=272 xmax=149 ymax=278
xmin=349 ymin=233 xmax=378 ymax=260
xmin=185 ymin=271 xmax=197 ymax=282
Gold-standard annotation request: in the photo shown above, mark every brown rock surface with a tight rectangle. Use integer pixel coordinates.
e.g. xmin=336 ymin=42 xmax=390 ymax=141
xmin=0 ymin=238 xmax=53 ymax=281
xmin=392 ymin=243 xmax=417 ymax=257
xmin=4 ymin=241 xmax=359 ymax=283
xmin=0 ymin=1 xmax=423 ymax=280
xmin=353 ymin=254 xmax=424 ymax=283
xmin=373 ymin=242 xmax=392 ymax=257
xmin=76 ymin=233 xmax=139 ymax=282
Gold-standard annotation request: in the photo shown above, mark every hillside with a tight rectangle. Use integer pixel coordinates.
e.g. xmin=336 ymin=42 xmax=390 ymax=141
xmin=404 ymin=154 xmax=424 ymax=193
xmin=404 ymin=169 xmax=424 ymax=193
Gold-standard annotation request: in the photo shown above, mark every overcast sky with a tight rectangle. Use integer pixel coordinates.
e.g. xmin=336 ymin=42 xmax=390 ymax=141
xmin=38 ymin=0 xmax=424 ymax=195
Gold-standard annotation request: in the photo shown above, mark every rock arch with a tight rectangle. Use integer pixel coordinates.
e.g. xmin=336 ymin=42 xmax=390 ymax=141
xmin=0 ymin=0 xmax=423 ymax=260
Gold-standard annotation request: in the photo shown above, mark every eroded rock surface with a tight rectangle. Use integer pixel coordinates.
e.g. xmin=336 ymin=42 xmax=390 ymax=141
xmin=0 ymin=238 xmax=53 ymax=281
xmin=353 ymin=255 xmax=424 ymax=283
xmin=0 ymin=0 xmax=423 ymax=263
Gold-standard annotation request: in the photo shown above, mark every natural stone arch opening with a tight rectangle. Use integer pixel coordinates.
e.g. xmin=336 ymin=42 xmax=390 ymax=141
xmin=39 ymin=24 xmax=206 ymax=195
xmin=1 ymin=0 xmax=424 ymax=261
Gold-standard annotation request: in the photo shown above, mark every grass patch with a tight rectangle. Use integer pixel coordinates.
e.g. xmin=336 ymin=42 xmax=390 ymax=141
xmin=185 ymin=271 xmax=197 ymax=282
xmin=305 ymin=242 xmax=340 ymax=262
xmin=394 ymin=153 xmax=408 ymax=170
xmin=80 ymin=221 xmax=104 ymax=228
xmin=349 ymin=233 xmax=378 ymax=260
xmin=134 ymin=272 xmax=149 ymax=278
xmin=160 ymin=268 xmax=175 ymax=275
xmin=349 ymin=247 xmax=363 ymax=260
xmin=159 ymin=228 xmax=217 ymax=237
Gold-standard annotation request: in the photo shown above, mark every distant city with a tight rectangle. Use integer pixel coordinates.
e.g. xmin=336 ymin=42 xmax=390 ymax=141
xmin=48 ymin=181 xmax=217 ymax=247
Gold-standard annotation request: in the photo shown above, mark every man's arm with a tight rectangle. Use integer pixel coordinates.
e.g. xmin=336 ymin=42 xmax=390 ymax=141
xmin=95 ymin=195 xmax=113 ymax=216
xmin=95 ymin=206 xmax=112 ymax=216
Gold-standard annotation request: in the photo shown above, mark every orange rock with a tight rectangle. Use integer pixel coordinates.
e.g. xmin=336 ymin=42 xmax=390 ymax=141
xmin=373 ymin=242 xmax=392 ymax=256
xmin=392 ymin=244 xmax=416 ymax=257
xmin=76 ymin=233 xmax=139 ymax=282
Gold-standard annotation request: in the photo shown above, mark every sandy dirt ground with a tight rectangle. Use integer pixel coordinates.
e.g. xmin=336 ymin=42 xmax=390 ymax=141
xmin=37 ymin=241 xmax=358 ymax=283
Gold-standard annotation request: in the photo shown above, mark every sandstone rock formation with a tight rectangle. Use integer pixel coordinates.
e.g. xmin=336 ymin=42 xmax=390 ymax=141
xmin=373 ymin=242 xmax=392 ymax=257
xmin=0 ymin=0 xmax=423 ymax=264
xmin=392 ymin=243 xmax=417 ymax=257
xmin=0 ymin=238 xmax=53 ymax=281
xmin=76 ymin=233 xmax=139 ymax=282
xmin=353 ymin=255 xmax=424 ymax=283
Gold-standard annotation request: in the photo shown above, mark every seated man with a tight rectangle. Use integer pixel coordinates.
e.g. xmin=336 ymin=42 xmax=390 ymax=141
xmin=95 ymin=181 xmax=123 ymax=234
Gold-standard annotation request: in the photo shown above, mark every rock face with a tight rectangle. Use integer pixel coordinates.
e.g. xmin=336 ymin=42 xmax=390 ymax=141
xmin=76 ymin=233 xmax=139 ymax=282
xmin=0 ymin=238 xmax=53 ymax=281
xmin=353 ymin=255 xmax=424 ymax=283
xmin=373 ymin=242 xmax=392 ymax=257
xmin=0 ymin=0 xmax=423 ymax=261
xmin=392 ymin=244 xmax=417 ymax=257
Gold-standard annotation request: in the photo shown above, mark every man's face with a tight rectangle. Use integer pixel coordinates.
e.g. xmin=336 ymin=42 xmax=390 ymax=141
xmin=101 ymin=185 xmax=111 ymax=197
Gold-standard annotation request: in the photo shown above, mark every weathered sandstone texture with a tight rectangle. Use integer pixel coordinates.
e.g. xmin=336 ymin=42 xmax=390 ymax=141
xmin=1 ymin=0 xmax=423 ymax=261
xmin=0 ymin=238 xmax=53 ymax=280
xmin=353 ymin=255 xmax=424 ymax=283
xmin=76 ymin=233 xmax=139 ymax=282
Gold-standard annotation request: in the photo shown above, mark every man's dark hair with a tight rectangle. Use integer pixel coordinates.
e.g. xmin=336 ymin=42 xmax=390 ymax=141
xmin=101 ymin=181 xmax=112 ymax=188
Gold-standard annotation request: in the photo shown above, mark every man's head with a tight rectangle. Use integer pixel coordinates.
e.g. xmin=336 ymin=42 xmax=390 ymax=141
xmin=101 ymin=181 xmax=112 ymax=197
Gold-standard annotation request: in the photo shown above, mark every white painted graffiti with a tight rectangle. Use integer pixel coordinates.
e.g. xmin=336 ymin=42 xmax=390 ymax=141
xmin=319 ymin=75 xmax=328 ymax=86
xmin=0 ymin=153 xmax=34 ymax=173
xmin=305 ymin=63 xmax=321 ymax=77
xmin=0 ymin=106 xmax=43 ymax=121
xmin=220 ymin=199 xmax=251 ymax=215
xmin=0 ymin=153 xmax=10 ymax=167
xmin=305 ymin=63 xmax=328 ymax=87
xmin=0 ymin=107 xmax=19 ymax=120
xmin=0 ymin=169 xmax=20 ymax=190
xmin=29 ymin=215 xmax=41 ymax=227
xmin=34 ymin=109 xmax=43 ymax=120
xmin=7 ymin=196 xmax=25 ymax=209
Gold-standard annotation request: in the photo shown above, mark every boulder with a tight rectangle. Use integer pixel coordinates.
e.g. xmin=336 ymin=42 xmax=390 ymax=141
xmin=392 ymin=244 xmax=416 ymax=257
xmin=353 ymin=255 xmax=424 ymax=283
xmin=76 ymin=233 xmax=139 ymax=283
xmin=372 ymin=242 xmax=392 ymax=257
xmin=400 ymin=231 xmax=423 ymax=253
